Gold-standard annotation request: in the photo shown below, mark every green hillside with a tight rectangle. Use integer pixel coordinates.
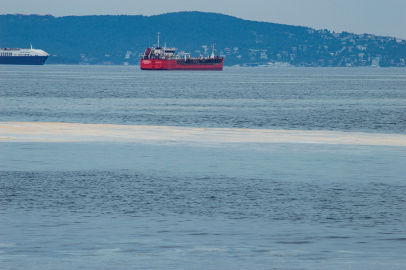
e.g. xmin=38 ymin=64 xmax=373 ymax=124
xmin=1 ymin=12 xmax=405 ymax=67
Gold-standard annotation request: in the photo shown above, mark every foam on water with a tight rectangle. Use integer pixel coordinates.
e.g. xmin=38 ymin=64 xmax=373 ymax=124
xmin=1 ymin=121 xmax=405 ymax=146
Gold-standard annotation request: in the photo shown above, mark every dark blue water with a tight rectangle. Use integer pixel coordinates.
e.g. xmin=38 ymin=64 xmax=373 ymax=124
xmin=1 ymin=66 xmax=405 ymax=133
xmin=1 ymin=66 xmax=406 ymax=269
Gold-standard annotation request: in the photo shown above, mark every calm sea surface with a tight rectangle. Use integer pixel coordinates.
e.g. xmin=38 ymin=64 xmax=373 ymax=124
xmin=1 ymin=66 xmax=405 ymax=269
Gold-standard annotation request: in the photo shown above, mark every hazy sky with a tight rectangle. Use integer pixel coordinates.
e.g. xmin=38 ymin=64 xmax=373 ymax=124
xmin=3 ymin=0 xmax=406 ymax=39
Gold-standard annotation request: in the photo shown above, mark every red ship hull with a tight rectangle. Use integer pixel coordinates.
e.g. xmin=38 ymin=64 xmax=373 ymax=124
xmin=141 ymin=58 xmax=224 ymax=70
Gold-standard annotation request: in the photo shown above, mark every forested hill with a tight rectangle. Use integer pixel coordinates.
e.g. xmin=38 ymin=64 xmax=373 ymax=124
xmin=1 ymin=12 xmax=405 ymax=67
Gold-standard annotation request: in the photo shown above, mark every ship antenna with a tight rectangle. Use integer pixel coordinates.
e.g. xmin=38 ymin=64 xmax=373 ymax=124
xmin=157 ymin=32 xmax=160 ymax=48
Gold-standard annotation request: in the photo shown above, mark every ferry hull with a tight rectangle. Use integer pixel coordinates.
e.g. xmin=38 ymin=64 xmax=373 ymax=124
xmin=0 ymin=56 xmax=48 ymax=65
xmin=141 ymin=59 xmax=224 ymax=70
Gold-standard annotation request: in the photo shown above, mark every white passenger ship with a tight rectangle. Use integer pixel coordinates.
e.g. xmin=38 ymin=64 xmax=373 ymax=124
xmin=0 ymin=45 xmax=49 ymax=65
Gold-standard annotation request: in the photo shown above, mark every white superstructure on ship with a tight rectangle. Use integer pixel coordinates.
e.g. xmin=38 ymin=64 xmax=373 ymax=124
xmin=0 ymin=44 xmax=49 ymax=65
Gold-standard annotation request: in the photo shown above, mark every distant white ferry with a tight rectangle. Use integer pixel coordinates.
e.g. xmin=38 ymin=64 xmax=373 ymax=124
xmin=0 ymin=44 xmax=49 ymax=65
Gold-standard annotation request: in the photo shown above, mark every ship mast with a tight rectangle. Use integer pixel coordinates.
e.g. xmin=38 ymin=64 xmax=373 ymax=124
xmin=157 ymin=32 xmax=160 ymax=48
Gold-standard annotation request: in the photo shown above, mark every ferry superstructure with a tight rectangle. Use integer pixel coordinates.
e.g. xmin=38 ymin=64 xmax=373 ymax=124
xmin=0 ymin=45 xmax=49 ymax=65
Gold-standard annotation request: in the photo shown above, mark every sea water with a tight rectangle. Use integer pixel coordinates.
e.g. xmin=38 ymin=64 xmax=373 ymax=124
xmin=0 ymin=66 xmax=405 ymax=269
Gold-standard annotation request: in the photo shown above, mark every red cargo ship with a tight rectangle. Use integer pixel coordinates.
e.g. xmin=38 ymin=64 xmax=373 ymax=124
xmin=140 ymin=33 xmax=224 ymax=70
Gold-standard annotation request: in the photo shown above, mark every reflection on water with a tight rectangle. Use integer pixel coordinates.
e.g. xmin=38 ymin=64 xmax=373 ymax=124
xmin=1 ymin=122 xmax=406 ymax=146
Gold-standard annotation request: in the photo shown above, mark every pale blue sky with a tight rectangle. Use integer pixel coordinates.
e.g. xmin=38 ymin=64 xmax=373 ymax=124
xmin=3 ymin=0 xmax=406 ymax=39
